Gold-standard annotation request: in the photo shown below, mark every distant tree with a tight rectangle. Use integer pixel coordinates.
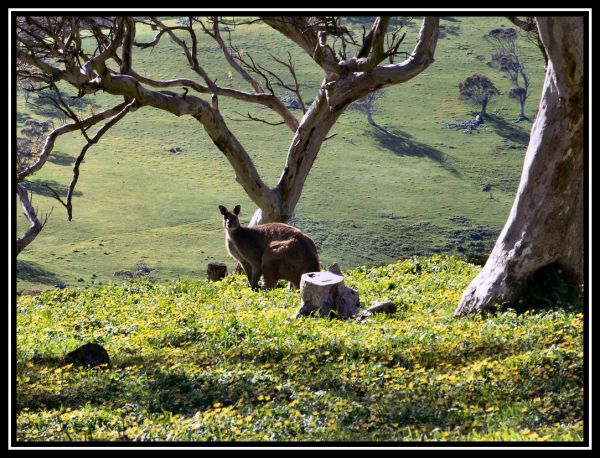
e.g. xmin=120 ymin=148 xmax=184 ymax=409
xmin=458 ymin=74 xmax=500 ymax=117
xmin=348 ymin=89 xmax=385 ymax=126
xmin=487 ymin=27 xmax=531 ymax=121
xmin=506 ymin=16 xmax=549 ymax=68
xmin=15 ymin=16 xmax=440 ymax=254
xmin=507 ymin=87 xmax=528 ymax=120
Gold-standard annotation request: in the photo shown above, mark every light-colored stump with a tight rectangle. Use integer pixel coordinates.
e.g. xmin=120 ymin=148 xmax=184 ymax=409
xmin=207 ymin=262 xmax=228 ymax=281
xmin=296 ymin=271 xmax=360 ymax=319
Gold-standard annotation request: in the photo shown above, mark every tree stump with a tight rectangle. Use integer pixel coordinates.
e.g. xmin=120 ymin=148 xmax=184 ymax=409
xmin=295 ymin=271 xmax=360 ymax=319
xmin=207 ymin=262 xmax=228 ymax=281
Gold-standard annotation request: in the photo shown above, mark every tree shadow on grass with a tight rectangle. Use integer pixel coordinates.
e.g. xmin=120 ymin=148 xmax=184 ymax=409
xmin=47 ymin=151 xmax=74 ymax=167
xmin=17 ymin=260 xmax=63 ymax=285
xmin=440 ymin=16 xmax=461 ymax=22
xmin=15 ymin=361 xmax=266 ymax=416
xmin=21 ymin=179 xmax=82 ymax=199
xmin=16 ymin=112 xmax=31 ymax=124
xmin=365 ymin=122 xmax=462 ymax=178
xmin=485 ymin=114 xmax=531 ymax=145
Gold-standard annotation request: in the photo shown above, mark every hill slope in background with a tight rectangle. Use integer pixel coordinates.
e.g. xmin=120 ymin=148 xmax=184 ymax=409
xmin=15 ymin=16 xmax=546 ymax=294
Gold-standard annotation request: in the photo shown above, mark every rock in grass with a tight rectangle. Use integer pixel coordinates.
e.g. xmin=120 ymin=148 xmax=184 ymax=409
xmin=366 ymin=301 xmax=397 ymax=314
xmin=64 ymin=343 xmax=110 ymax=368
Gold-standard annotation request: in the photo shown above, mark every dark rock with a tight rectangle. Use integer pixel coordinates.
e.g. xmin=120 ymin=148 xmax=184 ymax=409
xmin=366 ymin=301 xmax=397 ymax=314
xmin=64 ymin=343 xmax=110 ymax=368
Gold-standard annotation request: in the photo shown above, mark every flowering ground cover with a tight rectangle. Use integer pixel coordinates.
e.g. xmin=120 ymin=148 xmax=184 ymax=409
xmin=15 ymin=256 xmax=585 ymax=443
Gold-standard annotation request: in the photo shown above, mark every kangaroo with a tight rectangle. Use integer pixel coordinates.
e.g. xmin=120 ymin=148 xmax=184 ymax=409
xmin=218 ymin=204 xmax=320 ymax=290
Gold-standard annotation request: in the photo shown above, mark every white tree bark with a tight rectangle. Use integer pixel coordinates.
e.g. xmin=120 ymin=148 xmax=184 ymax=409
xmin=296 ymin=271 xmax=360 ymax=319
xmin=16 ymin=184 xmax=45 ymax=256
xmin=454 ymin=17 xmax=584 ymax=315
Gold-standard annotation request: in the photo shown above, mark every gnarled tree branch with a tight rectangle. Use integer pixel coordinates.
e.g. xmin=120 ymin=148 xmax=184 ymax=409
xmin=16 ymin=184 xmax=52 ymax=255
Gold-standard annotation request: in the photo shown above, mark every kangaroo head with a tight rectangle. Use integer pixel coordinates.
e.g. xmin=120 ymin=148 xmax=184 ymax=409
xmin=218 ymin=204 xmax=241 ymax=231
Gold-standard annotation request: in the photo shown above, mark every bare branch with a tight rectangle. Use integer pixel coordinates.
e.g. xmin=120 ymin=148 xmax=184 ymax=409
xmin=228 ymin=111 xmax=286 ymax=126
xmin=120 ymin=17 xmax=135 ymax=76
xmin=81 ymin=17 xmax=125 ymax=79
xmin=133 ymin=25 xmax=189 ymax=49
xmin=49 ymin=83 xmax=93 ymax=142
xmin=149 ymin=17 xmax=220 ymax=110
xmin=208 ymin=16 xmax=265 ymax=93
xmin=232 ymin=46 xmax=275 ymax=95
xmin=64 ymin=99 xmax=138 ymax=220
xmin=16 ymin=184 xmax=52 ymax=255
xmin=358 ymin=17 xmax=440 ymax=91
xmin=270 ymin=51 xmax=306 ymax=113
xmin=260 ymin=16 xmax=341 ymax=75
xmin=506 ymin=16 xmax=537 ymax=32
xmin=17 ymin=102 xmax=130 ymax=182
xmin=44 ymin=184 xmax=68 ymax=210
xmin=115 ymin=68 xmax=299 ymax=130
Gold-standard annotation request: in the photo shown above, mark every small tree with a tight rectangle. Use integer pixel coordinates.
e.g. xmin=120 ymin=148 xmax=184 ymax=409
xmin=508 ymin=87 xmax=528 ymax=120
xmin=487 ymin=27 xmax=531 ymax=121
xmin=458 ymin=74 xmax=500 ymax=117
xmin=348 ymin=89 xmax=385 ymax=126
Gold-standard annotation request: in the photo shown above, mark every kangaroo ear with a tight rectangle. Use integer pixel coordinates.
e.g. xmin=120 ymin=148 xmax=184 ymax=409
xmin=233 ymin=205 xmax=241 ymax=215
xmin=218 ymin=205 xmax=227 ymax=216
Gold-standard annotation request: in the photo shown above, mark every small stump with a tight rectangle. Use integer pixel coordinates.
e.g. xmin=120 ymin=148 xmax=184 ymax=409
xmin=207 ymin=262 xmax=228 ymax=281
xmin=64 ymin=343 xmax=110 ymax=368
xmin=296 ymin=271 xmax=360 ymax=319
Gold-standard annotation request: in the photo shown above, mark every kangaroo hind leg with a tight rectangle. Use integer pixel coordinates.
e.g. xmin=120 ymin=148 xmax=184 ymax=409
xmin=263 ymin=271 xmax=279 ymax=289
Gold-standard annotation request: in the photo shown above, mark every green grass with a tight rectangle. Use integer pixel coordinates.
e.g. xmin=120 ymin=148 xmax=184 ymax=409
xmin=15 ymin=16 xmax=546 ymax=294
xmin=15 ymin=257 xmax=585 ymax=442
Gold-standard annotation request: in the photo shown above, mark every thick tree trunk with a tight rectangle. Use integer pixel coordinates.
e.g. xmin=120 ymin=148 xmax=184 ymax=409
xmin=454 ymin=17 xmax=584 ymax=316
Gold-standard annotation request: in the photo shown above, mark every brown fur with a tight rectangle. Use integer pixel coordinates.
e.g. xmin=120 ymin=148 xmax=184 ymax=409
xmin=219 ymin=205 xmax=320 ymax=289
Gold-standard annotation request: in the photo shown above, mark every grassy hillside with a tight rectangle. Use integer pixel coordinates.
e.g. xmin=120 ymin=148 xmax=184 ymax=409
xmin=15 ymin=257 xmax=585 ymax=442
xmin=15 ymin=17 xmax=546 ymax=294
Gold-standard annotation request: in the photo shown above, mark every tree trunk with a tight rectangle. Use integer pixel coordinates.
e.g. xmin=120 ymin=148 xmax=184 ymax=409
xmin=454 ymin=17 xmax=584 ymax=316
xmin=16 ymin=183 xmax=44 ymax=256
xmin=480 ymin=96 xmax=488 ymax=116
xmin=518 ymin=97 xmax=527 ymax=121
